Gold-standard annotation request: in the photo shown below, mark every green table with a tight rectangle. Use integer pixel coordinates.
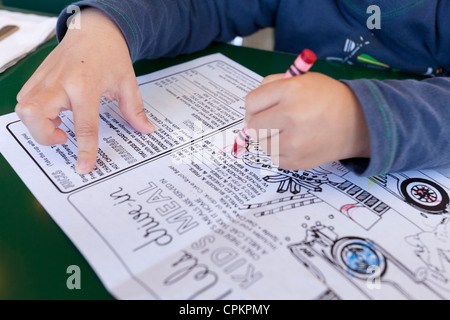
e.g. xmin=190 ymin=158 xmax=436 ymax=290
xmin=2 ymin=1 xmax=73 ymax=15
xmin=0 ymin=9 xmax=422 ymax=300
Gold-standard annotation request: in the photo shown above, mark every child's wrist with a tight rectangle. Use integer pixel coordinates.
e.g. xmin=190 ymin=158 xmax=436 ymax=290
xmin=340 ymin=83 xmax=371 ymax=160
xmin=65 ymin=7 xmax=125 ymax=42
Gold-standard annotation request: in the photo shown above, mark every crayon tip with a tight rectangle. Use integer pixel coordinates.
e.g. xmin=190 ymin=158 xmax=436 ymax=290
xmin=232 ymin=141 xmax=238 ymax=156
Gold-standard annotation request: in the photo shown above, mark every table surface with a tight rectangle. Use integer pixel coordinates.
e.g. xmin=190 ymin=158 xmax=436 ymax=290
xmin=0 ymin=8 xmax=423 ymax=299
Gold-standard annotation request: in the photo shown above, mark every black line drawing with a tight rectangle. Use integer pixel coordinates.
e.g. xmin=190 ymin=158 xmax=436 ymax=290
xmin=288 ymin=225 xmax=446 ymax=300
xmin=315 ymin=288 xmax=341 ymax=300
xmin=405 ymin=218 xmax=450 ymax=293
xmin=240 ymin=145 xmax=389 ymax=230
xmin=233 ymin=137 xmax=450 ymax=299
xmin=371 ymin=173 xmax=450 ymax=215
xmin=238 ymin=142 xmax=449 ymax=230
xmin=244 ymin=193 xmax=324 ymax=218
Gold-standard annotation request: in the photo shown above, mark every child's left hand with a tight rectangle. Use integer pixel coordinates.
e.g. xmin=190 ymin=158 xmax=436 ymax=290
xmin=244 ymin=72 xmax=371 ymax=170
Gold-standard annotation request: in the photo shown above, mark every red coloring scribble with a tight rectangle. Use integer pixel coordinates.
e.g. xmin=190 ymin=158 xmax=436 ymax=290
xmin=341 ymin=203 xmax=362 ymax=219
xmin=221 ymin=143 xmax=249 ymax=158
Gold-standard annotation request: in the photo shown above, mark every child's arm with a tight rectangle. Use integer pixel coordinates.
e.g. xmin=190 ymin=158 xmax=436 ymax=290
xmin=15 ymin=8 xmax=154 ymax=174
xmin=16 ymin=0 xmax=277 ymax=174
xmin=341 ymin=77 xmax=450 ymax=176
xmin=245 ymin=72 xmax=371 ymax=171
xmin=16 ymin=0 xmax=450 ymax=176
xmin=56 ymin=0 xmax=277 ymax=63
xmin=246 ymin=73 xmax=450 ymax=177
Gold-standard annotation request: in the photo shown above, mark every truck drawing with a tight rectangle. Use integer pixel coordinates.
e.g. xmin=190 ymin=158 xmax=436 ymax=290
xmin=238 ymin=142 xmax=449 ymax=229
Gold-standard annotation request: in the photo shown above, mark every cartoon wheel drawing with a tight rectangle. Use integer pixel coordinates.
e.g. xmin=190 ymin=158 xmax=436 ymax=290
xmin=400 ymin=178 xmax=449 ymax=214
xmin=332 ymin=237 xmax=387 ymax=280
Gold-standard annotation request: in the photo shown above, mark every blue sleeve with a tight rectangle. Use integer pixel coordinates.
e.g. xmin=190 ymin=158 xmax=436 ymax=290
xmin=340 ymin=2 xmax=450 ymax=177
xmin=341 ymin=76 xmax=450 ymax=177
xmin=55 ymin=1 xmax=450 ymax=177
xmin=56 ymin=0 xmax=277 ymax=62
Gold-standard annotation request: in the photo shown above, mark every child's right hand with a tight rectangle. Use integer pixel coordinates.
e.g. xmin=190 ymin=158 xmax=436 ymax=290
xmin=245 ymin=72 xmax=371 ymax=171
xmin=15 ymin=8 xmax=155 ymax=174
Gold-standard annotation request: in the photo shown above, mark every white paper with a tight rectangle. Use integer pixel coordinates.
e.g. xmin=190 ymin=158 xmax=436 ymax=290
xmin=0 ymin=10 xmax=57 ymax=73
xmin=1 ymin=54 xmax=450 ymax=300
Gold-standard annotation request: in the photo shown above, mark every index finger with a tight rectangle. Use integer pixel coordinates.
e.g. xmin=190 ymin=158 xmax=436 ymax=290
xmin=70 ymin=92 xmax=102 ymax=175
xmin=15 ymin=87 xmax=69 ymax=146
xmin=245 ymin=76 xmax=289 ymax=122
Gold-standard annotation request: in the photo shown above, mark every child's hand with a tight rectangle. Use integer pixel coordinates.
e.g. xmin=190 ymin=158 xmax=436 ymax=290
xmin=245 ymin=72 xmax=371 ymax=170
xmin=15 ymin=8 xmax=154 ymax=174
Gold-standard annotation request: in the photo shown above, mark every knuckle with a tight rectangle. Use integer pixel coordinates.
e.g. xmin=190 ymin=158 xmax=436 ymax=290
xmin=15 ymin=101 xmax=39 ymax=119
xmin=246 ymin=117 xmax=256 ymax=130
xmin=281 ymin=135 xmax=295 ymax=152
xmin=135 ymin=107 xmax=147 ymax=119
xmin=16 ymin=91 xmax=25 ymax=102
xmin=34 ymin=135 xmax=55 ymax=146
xmin=279 ymin=156 xmax=300 ymax=171
xmin=120 ymin=101 xmax=146 ymax=120
xmin=65 ymin=72 xmax=97 ymax=94
xmin=277 ymin=158 xmax=291 ymax=170
xmin=75 ymin=122 xmax=98 ymax=138
xmin=261 ymin=74 xmax=278 ymax=85
xmin=272 ymin=155 xmax=283 ymax=167
xmin=286 ymin=78 xmax=303 ymax=94
xmin=283 ymin=114 xmax=295 ymax=129
xmin=133 ymin=106 xmax=146 ymax=118
xmin=245 ymin=90 xmax=257 ymax=111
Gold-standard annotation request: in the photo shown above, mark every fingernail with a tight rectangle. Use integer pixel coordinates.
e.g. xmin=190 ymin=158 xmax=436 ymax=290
xmin=75 ymin=160 xmax=91 ymax=175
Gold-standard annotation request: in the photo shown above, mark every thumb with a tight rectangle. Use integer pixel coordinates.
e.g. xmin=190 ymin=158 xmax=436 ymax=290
xmin=118 ymin=78 xmax=155 ymax=134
